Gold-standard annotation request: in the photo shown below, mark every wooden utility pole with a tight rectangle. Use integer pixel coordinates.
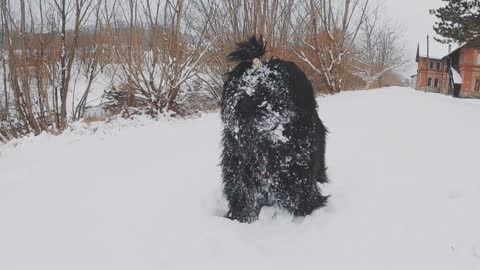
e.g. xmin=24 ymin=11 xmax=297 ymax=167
xmin=425 ymin=35 xmax=429 ymax=93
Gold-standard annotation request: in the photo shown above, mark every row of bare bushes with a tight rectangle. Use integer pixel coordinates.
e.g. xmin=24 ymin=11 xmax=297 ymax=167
xmin=0 ymin=0 xmax=407 ymax=143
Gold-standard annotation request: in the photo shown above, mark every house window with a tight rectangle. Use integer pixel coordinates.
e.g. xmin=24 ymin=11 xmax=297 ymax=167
xmin=427 ymin=78 xmax=432 ymax=87
xmin=475 ymin=79 xmax=480 ymax=92
xmin=477 ymin=53 xmax=480 ymax=65
xmin=429 ymin=61 xmax=434 ymax=69
xmin=436 ymin=62 xmax=441 ymax=70
xmin=434 ymin=78 xmax=440 ymax=88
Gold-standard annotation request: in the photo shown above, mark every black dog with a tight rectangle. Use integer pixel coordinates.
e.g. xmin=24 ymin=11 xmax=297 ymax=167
xmin=221 ymin=36 xmax=329 ymax=223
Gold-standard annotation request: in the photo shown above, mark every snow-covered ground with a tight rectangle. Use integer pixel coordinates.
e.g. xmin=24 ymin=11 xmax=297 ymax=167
xmin=1 ymin=87 xmax=480 ymax=270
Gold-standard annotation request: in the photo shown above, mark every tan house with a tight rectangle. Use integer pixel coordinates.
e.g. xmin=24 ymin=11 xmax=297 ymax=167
xmin=414 ymin=38 xmax=480 ymax=98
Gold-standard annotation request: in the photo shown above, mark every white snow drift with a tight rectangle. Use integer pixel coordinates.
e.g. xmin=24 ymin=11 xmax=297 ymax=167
xmin=1 ymin=87 xmax=480 ymax=270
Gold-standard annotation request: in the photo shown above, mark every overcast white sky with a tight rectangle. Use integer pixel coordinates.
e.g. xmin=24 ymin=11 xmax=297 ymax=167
xmin=376 ymin=0 xmax=451 ymax=76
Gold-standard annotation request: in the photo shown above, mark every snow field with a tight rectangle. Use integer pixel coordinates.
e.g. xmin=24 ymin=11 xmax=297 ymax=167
xmin=1 ymin=87 xmax=480 ymax=269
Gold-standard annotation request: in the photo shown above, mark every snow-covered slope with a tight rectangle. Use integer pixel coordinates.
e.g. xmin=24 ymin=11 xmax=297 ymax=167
xmin=1 ymin=87 xmax=480 ymax=270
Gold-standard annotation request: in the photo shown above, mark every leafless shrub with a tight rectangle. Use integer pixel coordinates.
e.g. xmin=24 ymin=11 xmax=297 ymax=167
xmin=0 ymin=0 xmax=408 ymax=142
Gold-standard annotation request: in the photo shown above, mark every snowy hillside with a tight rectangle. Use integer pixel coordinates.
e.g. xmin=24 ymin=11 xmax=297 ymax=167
xmin=1 ymin=87 xmax=480 ymax=270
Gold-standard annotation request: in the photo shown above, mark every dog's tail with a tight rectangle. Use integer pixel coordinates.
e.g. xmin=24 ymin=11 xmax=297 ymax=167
xmin=228 ymin=35 xmax=266 ymax=64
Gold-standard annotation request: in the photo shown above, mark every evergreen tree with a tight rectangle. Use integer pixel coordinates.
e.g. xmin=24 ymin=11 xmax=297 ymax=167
xmin=430 ymin=0 xmax=480 ymax=44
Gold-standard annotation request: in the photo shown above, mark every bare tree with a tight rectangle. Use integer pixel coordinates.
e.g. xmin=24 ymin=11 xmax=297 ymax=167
xmin=351 ymin=7 xmax=407 ymax=88
xmin=53 ymin=0 xmax=96 ymax=129
xmin=73 ymin=0 xmax=103 ymax=120
xmin=0 ymin=0 xmax=7 ymax=121
xmin=193 ymin=0 xmax=297 ymax=99
xmin=1 ymin=0 xmax=41 ymax=134
xmin=293 ymin=0 xmax=370 ymax=93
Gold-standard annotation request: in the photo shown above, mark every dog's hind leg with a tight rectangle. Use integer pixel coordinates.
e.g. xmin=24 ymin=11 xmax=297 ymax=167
xmin=294 ymin=188 xmax=329 ymax=216
xmin=311 ymin=114 xmax=329 ymax=184
xmin=275 ymin=172 xmax=329 ymax=217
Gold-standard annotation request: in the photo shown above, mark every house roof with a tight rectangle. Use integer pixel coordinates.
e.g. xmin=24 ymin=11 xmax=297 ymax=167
xmin=441 ymin=43 xmax=466 ymax=60
xmin=440 ymin=37 xmax=480 ymax=60
xmin=416 ymin=48 xmax=445 ymax=59
xmin=415 ymin=37 xmax=480 ymax=62
xmin=417 ymin=54 xmax=444 ymax=60
xmin=415 ymin=40 xmax=456 ymax=62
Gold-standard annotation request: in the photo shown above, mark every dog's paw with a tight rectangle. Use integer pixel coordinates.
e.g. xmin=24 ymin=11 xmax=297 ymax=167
xmin=225 ymin=211 xmax=257 ymax=224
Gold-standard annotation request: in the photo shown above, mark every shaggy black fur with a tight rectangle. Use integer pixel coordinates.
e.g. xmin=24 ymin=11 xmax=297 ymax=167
xmin=221 ymin=36 xmax=329 ymax=223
